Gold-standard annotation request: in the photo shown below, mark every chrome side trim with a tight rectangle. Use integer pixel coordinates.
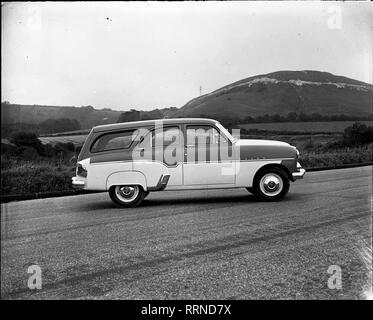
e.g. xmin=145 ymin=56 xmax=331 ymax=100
xmin=90 ymin=160 xmax=181 ymax=168
xmin=241 ymin=158 xmax=295 ymax=162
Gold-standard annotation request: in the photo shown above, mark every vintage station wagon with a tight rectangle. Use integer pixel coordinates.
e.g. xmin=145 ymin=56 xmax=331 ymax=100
xmin=72 ymin=118 xmax=305 ymax=207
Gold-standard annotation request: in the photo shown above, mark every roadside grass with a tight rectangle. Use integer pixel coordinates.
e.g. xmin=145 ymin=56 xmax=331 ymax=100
xmin=1 ymin=157 xmax=75 ymax=196
xmin=1 ymin=160 xmax=75 ymax=195
xmin=300 ymin=145 xmax=373 ymax=168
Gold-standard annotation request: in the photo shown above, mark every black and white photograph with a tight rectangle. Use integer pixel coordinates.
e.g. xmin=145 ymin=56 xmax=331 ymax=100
xmin=1 ymin=0 xmax=372 ymax=304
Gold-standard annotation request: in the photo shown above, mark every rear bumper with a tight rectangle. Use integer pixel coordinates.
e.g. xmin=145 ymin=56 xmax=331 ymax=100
xmin=72 ymin=177 xmax=86 ymax=189
xmin=292 ymin=163 xmax=306 ymax=180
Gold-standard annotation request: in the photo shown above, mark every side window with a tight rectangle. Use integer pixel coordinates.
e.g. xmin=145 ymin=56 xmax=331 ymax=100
xmin=90 ymin=130 xmax=137 ymax=153
xmin=152 ymin=127 xmax=181 ymax=147
xmin=186 ymin=125 xmax=227 ymax=146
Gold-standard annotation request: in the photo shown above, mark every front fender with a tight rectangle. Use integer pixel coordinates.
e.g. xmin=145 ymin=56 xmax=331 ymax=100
xmin=106 ymin=171 xmax=147 ymax=191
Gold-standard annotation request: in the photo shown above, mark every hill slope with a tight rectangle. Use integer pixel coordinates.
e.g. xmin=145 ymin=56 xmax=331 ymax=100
xmin=0 ymin=103 xmax=178 ymax=137
xmin=0 ymin=104 xmax=121 ymax=127
xmin=176 ymin=70 xmax=373 ymax=119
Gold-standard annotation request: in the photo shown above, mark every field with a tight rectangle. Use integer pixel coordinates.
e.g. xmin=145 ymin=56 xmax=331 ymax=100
xmin=39 ymin=134 xmax=88 ymax=146
xmin=239 ymin=121 xmax=373 ymax=133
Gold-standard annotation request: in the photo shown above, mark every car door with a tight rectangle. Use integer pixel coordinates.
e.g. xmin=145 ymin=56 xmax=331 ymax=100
xmin=133 ymin=125 xmax=184 ymax=187
xmin=183 ymin=124 xmax=235 ymax=186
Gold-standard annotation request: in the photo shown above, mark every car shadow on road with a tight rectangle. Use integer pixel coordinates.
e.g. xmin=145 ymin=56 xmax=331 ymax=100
xmin=78 ymin=194 xmax=258 ymax=211
xmin=142 ymin=191 xmax=300 ymax=207
xmin=141 ymin=194 xmax=259 ymax=207
xmin=78 ymin=192 xmax=298 ymax=212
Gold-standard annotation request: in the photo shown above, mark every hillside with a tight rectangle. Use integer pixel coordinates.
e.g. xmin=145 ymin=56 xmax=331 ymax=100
xmin=2 ymin=70 xmax=372 ymax=137
xmin=0 ymin=104 xmax=121 ymax=127
xmin=176 ymin=70 xmax=373 ymax=119
xmin=0 ymin=103 xmax=178 ymax=137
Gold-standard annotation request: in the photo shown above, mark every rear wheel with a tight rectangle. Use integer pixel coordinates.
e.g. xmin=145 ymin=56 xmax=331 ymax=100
xmin=253 ymin=168 xmax=289 ymax=201
xmin=109 ymin=185 xmax=146 ymax=208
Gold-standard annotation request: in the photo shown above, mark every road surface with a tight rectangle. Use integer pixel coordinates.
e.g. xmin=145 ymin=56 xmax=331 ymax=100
xmin=1 ymin=166 xmax=372 ymax=299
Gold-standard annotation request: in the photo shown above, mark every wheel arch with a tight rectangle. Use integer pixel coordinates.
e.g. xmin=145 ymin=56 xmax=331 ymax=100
xmin=106 ymin=171 xmax=147 ymax=191
xmin=253 ymin=163 xmax=293 ymax=184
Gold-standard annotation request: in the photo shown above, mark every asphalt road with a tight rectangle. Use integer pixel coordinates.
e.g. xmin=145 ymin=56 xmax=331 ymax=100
xmin=1 ymin=166 xmax=372 ymax=300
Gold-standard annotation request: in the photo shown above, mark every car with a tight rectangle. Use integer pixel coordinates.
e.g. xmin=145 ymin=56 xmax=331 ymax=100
xmin=72 ymin=118 xmax=305 ymax=207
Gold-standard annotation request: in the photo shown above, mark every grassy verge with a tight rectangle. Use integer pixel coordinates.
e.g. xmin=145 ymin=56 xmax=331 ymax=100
xmin=1 ymin=158 xmax=75 ymax=196
xmin=300 ymin=146 xmax=372 ymax=168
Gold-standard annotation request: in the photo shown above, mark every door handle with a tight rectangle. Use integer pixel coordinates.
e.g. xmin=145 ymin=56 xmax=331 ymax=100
xmin=184 ymin=145 xmax=194 ymax=156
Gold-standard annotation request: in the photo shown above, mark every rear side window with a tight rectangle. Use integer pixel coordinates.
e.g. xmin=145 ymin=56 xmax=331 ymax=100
xmin=137 ymin=126 xmax=181 ymax=148
xmin=90 ymin=130 xmax=137 ymax=153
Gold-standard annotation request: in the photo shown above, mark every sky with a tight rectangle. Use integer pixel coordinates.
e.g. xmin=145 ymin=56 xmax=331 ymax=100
xmin=2 ymin=1 xmax=372 ymax=111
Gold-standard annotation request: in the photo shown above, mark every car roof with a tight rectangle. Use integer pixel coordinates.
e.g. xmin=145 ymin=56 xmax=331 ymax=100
xmin=91 ymin=118 xmax=219 ymax=132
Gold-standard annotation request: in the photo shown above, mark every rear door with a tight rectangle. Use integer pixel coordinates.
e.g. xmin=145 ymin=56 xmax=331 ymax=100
xmin=133 ymin=125 xmax=184 ymax=186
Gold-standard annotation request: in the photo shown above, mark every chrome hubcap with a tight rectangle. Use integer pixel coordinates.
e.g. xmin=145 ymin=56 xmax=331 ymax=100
xmin=115 ymin=185 xmax=139 ymax=202
xmin=260 ymin=173 xmax=283 ymax=196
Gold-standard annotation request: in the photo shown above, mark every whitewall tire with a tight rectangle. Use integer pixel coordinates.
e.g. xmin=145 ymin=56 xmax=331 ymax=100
xmin=253 ymin=168 xmax=289 ymax=201
xmin=109 ymin=185 xmax=146 ymax=208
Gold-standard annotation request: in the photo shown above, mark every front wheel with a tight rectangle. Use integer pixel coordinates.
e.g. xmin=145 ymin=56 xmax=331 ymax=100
xmin=109 ymin=185 xmax=146 ymax=208
xmin=253 ymin=168 xmax=289 ymax=201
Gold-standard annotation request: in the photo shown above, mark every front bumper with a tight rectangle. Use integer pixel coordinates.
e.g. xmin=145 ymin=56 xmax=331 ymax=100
xmin=72 ymin=176 xmax=86 ymax=189
xmin=292 ymin=163 xmax=306 ymax=180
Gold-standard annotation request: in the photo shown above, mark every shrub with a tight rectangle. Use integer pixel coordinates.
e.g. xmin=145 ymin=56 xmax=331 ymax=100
xmin=342 ymin=122 xmax=373 ymax=146
xmin=10 ymin=132 xmax=45 ymax=156
xmin=54 ymin=142 xmax=75 ymax=153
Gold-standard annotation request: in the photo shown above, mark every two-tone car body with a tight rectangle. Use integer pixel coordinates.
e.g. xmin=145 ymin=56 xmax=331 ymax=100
xmin=72 ymin=118 xmax=305 ymax=207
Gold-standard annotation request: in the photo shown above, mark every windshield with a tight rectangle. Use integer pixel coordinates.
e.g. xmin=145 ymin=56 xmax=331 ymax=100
xmin=215 ymin=122 xmax=238 ymax=143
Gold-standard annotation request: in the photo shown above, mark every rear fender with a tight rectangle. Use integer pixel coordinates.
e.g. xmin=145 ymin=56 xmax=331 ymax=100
xmin=106 ymin=171 xmax=147 ymax=191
